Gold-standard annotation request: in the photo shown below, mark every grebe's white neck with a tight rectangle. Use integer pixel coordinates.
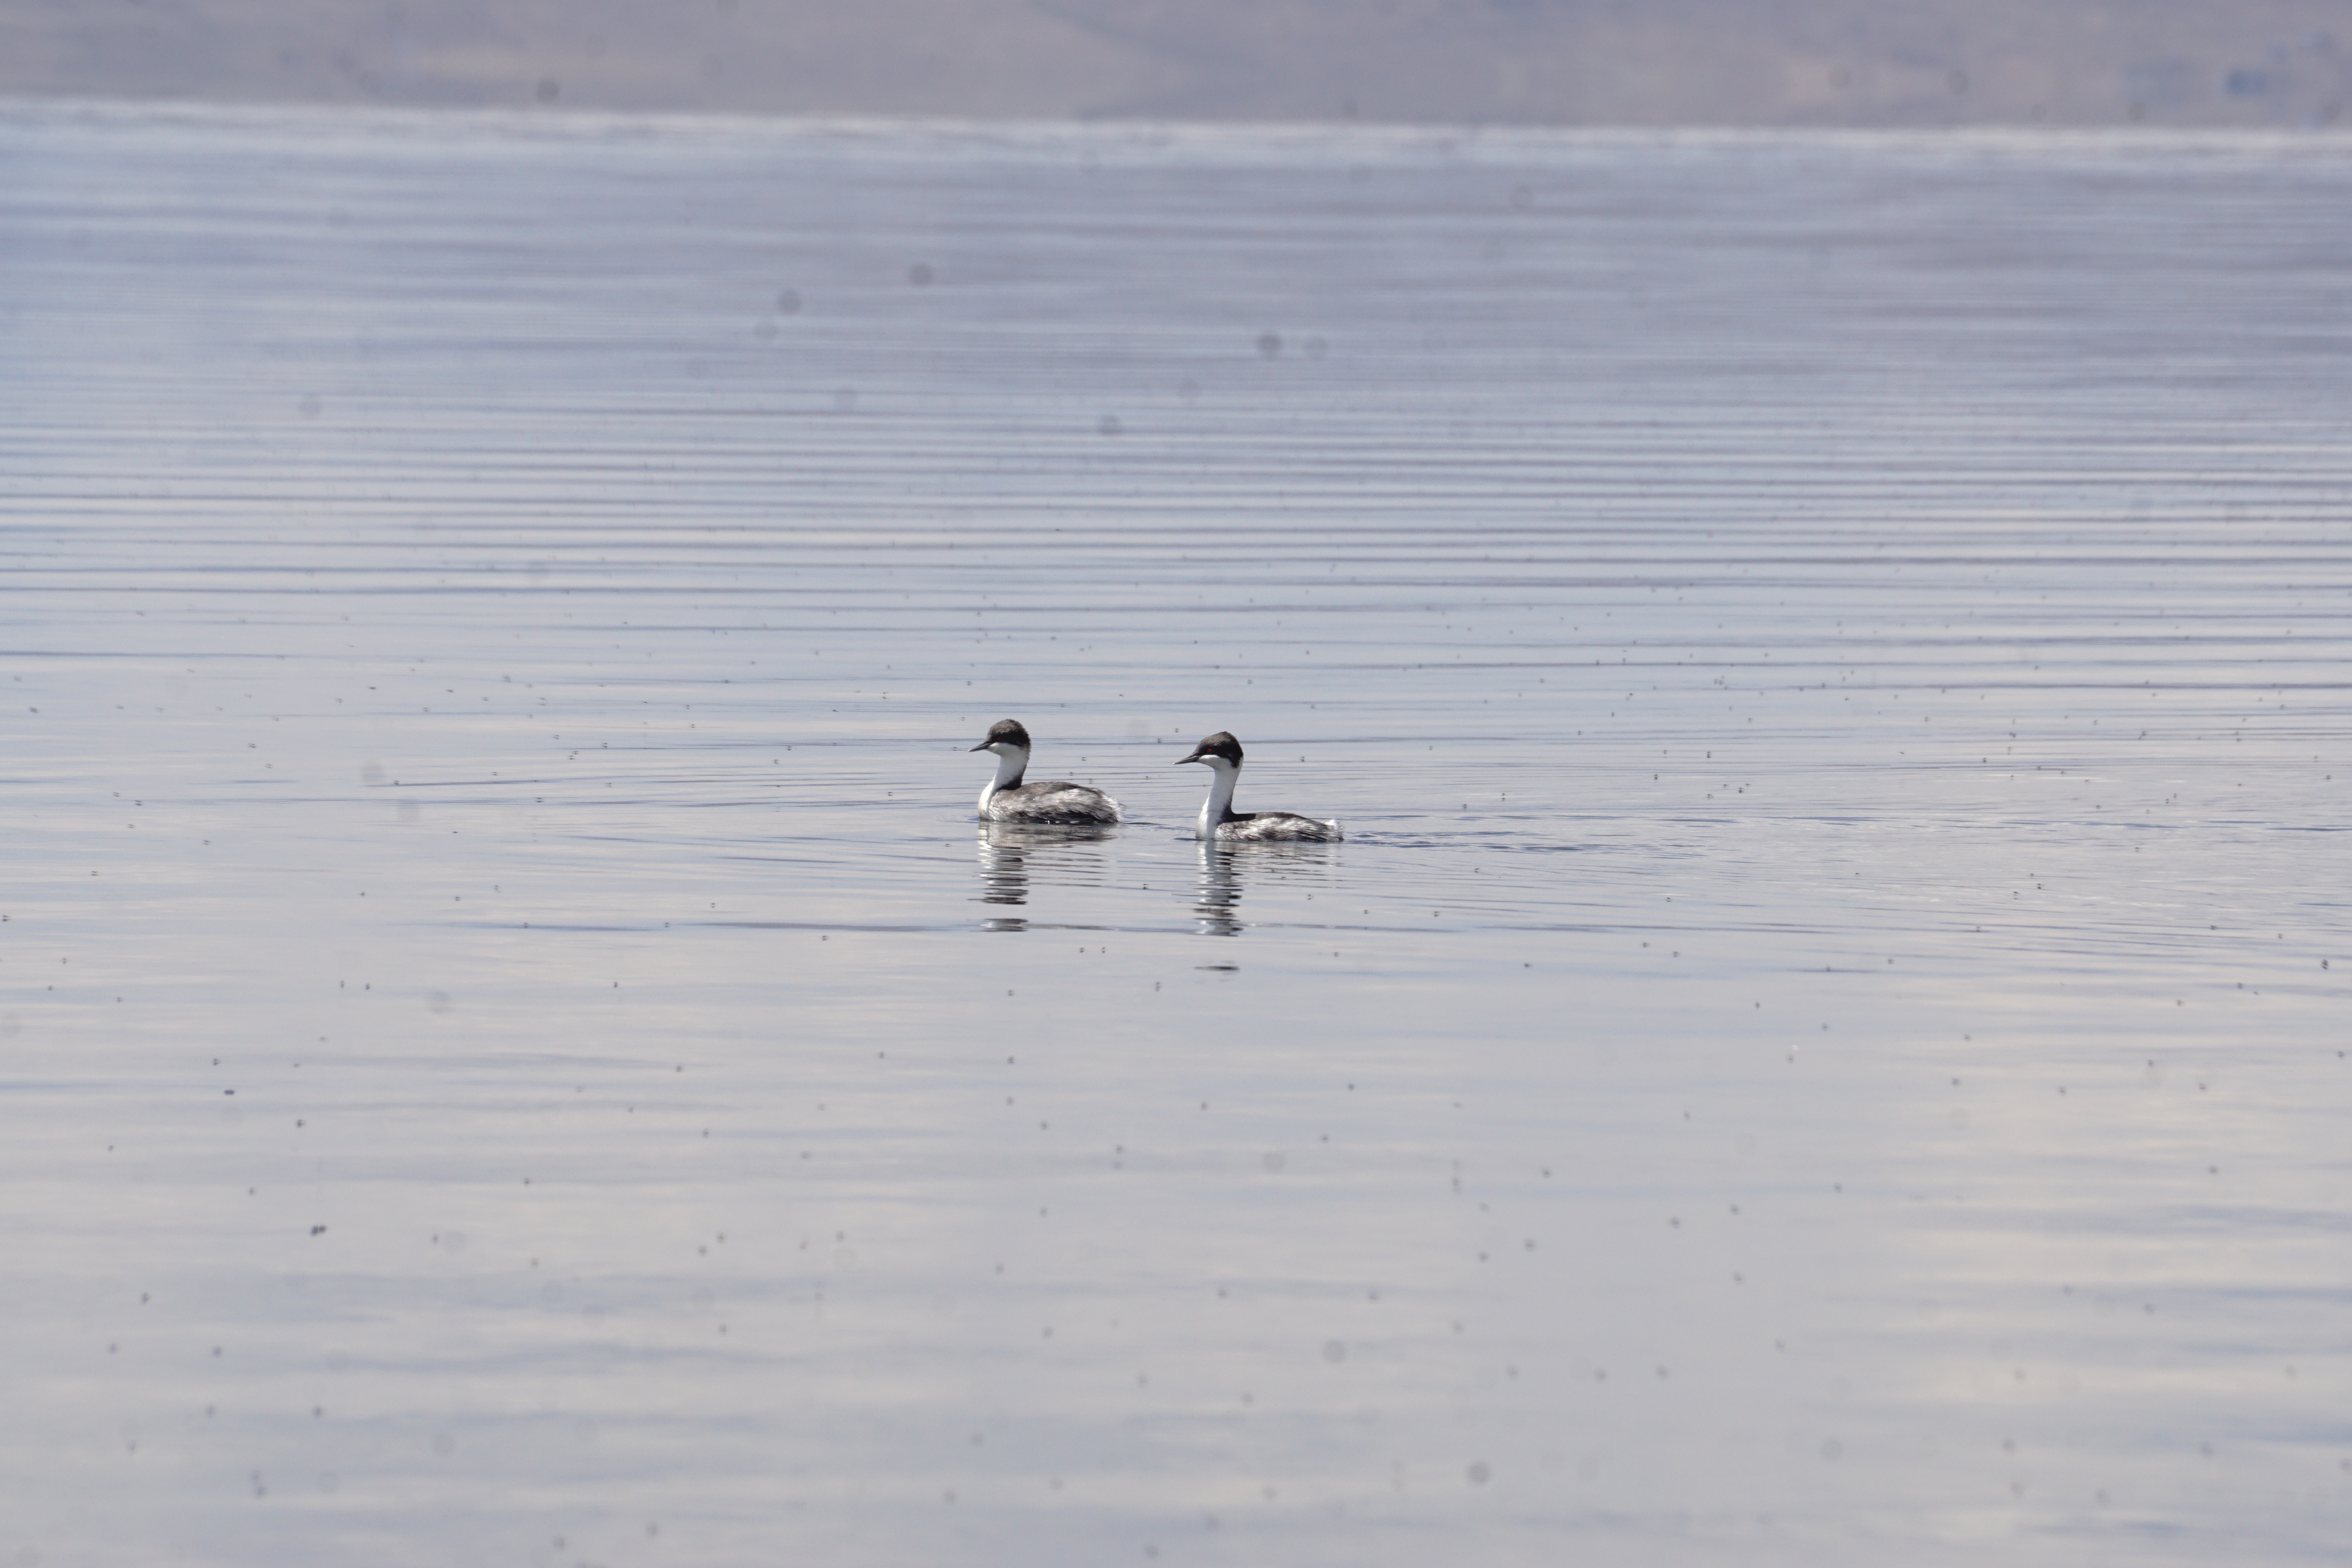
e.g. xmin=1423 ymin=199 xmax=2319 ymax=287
xmin=1192 ymin=757 xmax=1240 ymax=840
xmin=977 ymin=744 xmax=1029 ymax=814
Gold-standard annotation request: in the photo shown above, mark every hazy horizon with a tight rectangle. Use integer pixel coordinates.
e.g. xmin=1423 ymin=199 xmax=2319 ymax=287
xmin=2 ymin=0 xmax=2346 ymax=128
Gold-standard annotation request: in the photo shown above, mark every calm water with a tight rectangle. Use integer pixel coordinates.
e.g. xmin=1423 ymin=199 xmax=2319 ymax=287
xmin=4 ymin=101 xmax=2349 ymax=1565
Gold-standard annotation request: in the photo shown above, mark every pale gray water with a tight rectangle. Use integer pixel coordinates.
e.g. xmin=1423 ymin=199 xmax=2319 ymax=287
xmin=3 ymin=101 xmax=2349 ymax=1565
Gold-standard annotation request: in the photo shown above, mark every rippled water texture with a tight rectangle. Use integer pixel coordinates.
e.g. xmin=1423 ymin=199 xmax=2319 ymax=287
xmin=4 ymin=102 xmax=2348 ymax=1565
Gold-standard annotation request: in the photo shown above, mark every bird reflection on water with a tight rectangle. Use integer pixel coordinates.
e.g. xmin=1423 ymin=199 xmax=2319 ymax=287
xmin=1191 ymin=843 xmax=1245 ymax=937
xmin=1189 ymin=840 xmax=1340 ymax=938
xmin=973 ymin=822 xmax=1118 ymax=931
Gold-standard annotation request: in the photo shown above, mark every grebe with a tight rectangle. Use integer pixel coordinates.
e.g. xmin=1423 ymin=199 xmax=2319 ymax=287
xmin=1174 ymin=731 xmax=1342 ymax=842
xmin=969 ymin=719 xmax=1123 ymax=825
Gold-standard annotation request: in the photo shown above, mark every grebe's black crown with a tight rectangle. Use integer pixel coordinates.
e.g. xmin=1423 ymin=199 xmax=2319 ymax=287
xmin=973 ymin=718 xmax=1032 ymax=751
xmin=1177 ymin=731 xmax=1244 ymax=766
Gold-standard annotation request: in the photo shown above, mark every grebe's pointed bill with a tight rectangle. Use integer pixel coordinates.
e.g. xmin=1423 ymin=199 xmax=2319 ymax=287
xmin=1175 ymin=731 xmax=1243 ymax=767
xmin=973 ymin=718 xmax=1032 ymax=753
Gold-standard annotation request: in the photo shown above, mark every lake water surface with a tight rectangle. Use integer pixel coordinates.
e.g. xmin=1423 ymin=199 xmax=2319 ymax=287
xmin=3 ymin=101 xmax=2348 ymax=1566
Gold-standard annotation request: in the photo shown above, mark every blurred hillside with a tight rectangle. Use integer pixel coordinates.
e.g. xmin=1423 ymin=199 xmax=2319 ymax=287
xmin=1 ymin=0 xmax=2344 ymax=125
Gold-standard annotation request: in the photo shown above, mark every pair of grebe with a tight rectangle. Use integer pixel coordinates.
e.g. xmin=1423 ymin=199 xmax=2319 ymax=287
xmin=969 ymin=719 xmax=1343 ymax=842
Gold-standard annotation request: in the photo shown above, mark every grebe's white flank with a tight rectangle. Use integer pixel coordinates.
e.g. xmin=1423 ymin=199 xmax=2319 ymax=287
xmin=1174 ymin=731 xmax=1341 ymax=842
xmin=970 ymin=719 xmax=1123 ymax=825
